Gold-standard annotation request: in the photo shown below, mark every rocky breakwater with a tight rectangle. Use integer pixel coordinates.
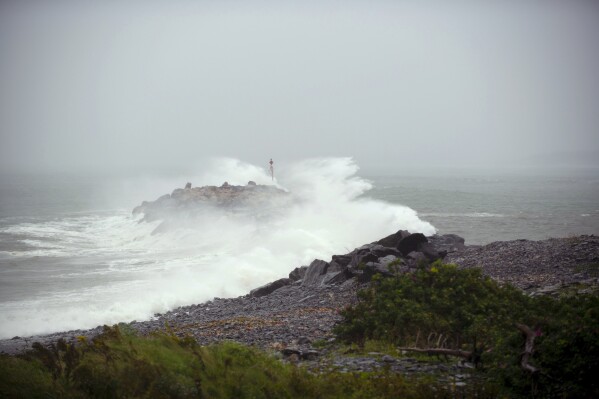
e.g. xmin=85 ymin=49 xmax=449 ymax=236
xmin=132 ymin=181 xmax=290 ymax=233
xmin=247 ymin=230 xmax=466 ymax=297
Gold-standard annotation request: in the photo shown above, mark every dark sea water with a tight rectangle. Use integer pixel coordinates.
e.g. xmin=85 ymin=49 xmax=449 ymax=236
xmin=366 ymin=170 xmax=599 ymax=244
xmin=0 ymin=164 xmax=597 ymax=339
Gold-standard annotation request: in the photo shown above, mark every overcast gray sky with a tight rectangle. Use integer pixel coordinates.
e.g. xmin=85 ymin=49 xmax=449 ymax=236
xmin=1 ymin=0 xmax=598 ymax=174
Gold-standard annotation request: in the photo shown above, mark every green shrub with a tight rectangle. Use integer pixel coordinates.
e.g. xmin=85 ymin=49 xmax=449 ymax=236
xmin=335 ymin=262 xmax=528 ymax=354
xmin=0 ymin=355 xmax=58 ymax=399
xmin=0 ymin=325 xmax=492 ymax=399
xmin=334 ymin=262 xmax=599 ymax=398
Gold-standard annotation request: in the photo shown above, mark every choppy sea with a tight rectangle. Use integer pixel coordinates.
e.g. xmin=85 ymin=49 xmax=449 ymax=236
xmin=0 ymin=159 xmax=597 ymax=339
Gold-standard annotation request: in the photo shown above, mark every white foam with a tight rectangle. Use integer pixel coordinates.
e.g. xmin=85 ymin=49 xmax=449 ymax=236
xmin=0 ymin=157 xmax=435 ymax=339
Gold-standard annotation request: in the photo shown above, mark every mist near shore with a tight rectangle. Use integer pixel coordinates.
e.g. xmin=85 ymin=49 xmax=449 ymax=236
xmin=0 ymin=157 xmax=435 ymax=338
xmin=1 ymin=1 xmax=598 ymax=175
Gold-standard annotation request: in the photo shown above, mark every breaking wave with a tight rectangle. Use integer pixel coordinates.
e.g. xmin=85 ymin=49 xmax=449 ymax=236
xmin=0 ymin=157 xmax=435 ymax=338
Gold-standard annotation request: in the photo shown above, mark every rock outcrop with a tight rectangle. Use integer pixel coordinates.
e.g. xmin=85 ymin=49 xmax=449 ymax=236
xmin=132 ymin=182 xmax=290 ymax=230
xmin=275 ymin=231 xmax=465 ymax=290
xmin=250 ymin=278 xmax=292 ymax=298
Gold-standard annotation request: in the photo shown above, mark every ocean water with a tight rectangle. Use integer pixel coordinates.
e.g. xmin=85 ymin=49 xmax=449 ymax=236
xmin=365 ymin=170 xmax=599 ymax=244
xmin=0 ymin=158 xmax=597 ymax=339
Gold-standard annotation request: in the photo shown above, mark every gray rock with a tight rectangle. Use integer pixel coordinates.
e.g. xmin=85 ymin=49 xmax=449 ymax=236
xmin=250 ymin=278 xmax=291 ymax=297
xmin=301 ymin=260 xmax=330 ymax=286
xmin=323 ymin=269 xmax=353 ymax=285
xmin=327 ymin=260 xmax=346 ymax=273
xmin=356 ymin=261 xmax=394 ymax=282
xmin=349 ymin=245 xmax=400 ymax=269
xmin=288 ymin=266 xmax=308 ymax=281
xmin=350 ymin=248 xmax=379 ymax=268
xmin=378 ymin=255 xmax=398 ymax=266
xmin=397 ymin=233 xmax=428 ymax=256
xmin=428 ymin=234 xmax=466 ymax=253
xmin=331 ymin=254 xmax=352 ymax=267
xmin=377 ymin=230 xmax=411 ymax=248
xmin=407 ymin=251 xmax=427 ymax=263
xmin=369 ymin=245 xmax=402 ymax=258
xmin=419 ymin=242 xmax=446 ymax=261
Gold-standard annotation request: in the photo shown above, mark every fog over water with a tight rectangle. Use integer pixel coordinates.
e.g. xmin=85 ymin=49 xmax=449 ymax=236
xmin=1 ymin=1 xmax=598 ymax=174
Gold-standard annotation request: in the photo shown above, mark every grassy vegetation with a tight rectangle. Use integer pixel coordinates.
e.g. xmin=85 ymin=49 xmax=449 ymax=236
xmin=335 ymin=261 xmax=599 ymax=398
xmin=0 ymin=325 xmax=497 ymax=399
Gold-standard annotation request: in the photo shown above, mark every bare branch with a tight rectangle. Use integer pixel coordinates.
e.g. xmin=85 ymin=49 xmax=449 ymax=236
xmin=515 ymin=323 xmax=539 ymax=374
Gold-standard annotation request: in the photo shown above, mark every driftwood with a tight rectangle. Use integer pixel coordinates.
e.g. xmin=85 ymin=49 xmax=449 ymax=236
xmin=400 ymin=324 xmax=540 ymax=374
xmin=398 ymin=347 xmax=473 ymax=360
xmin=515 ymin=323 xmax=539 ymax=374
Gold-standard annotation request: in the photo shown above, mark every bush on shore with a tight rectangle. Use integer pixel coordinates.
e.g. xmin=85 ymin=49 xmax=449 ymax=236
xmin=335 ymin=261 xmax=599 ymax=398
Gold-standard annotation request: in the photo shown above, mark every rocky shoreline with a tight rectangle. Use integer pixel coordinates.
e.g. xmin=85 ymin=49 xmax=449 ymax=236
xmin=2 ymin=231 xmax=597 ymax=370
xmin=446 ymin=235 xmax=599 ymax=293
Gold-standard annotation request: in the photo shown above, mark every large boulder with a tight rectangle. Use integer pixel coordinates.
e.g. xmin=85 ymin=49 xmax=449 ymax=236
xmin=397 ymin=233 xmax=428 ymax=256
xmin=350 ymin=244 xmax=401 ymax=268
xmin=396 ymin=233 xmax=454 ymax=261
xmin=419 ymin=242 xmax=447 ymax=261
xmin=406 ymin=251 xmax=427 ymax=265
xmin=378 ymin=254 xmax=399 ymax=267
xmin=301 ymin=260 xmax=330 ymax=287
xmin=289 ymin=266 xmax=308 ymax=282
xmin=328 ymin=254 xmax=352 ymax=273
xmin=376 ymin=230 xmax=411 ymax=248
xmin=250 ymin=278 xmax=291 ymax=297
xmin=323 ymin=269 xmax=354 ymax=285
xmin=356 ymin=262 xmax=395 ymax=282
xmin=350 ymin=247 xmax=379 ymax=267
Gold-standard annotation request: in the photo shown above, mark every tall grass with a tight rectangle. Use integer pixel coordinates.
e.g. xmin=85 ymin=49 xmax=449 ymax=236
xmin=0 ymin=325 xmax=496 ymax=398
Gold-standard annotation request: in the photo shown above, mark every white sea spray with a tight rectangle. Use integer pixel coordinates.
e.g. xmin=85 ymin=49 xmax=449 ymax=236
xmin=0 ymin=157 xmax=435 ymax=339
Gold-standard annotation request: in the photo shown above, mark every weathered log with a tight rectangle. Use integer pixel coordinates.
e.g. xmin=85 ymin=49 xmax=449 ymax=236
xmin=515 ymin=323 xmax=539 ymax=374
xmin=398 ymin=347 xmax=473 ymax=360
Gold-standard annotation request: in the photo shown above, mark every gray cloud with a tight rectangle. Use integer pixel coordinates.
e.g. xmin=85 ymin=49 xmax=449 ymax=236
xmin=1 ymin=0 xmax=598 ymax=175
